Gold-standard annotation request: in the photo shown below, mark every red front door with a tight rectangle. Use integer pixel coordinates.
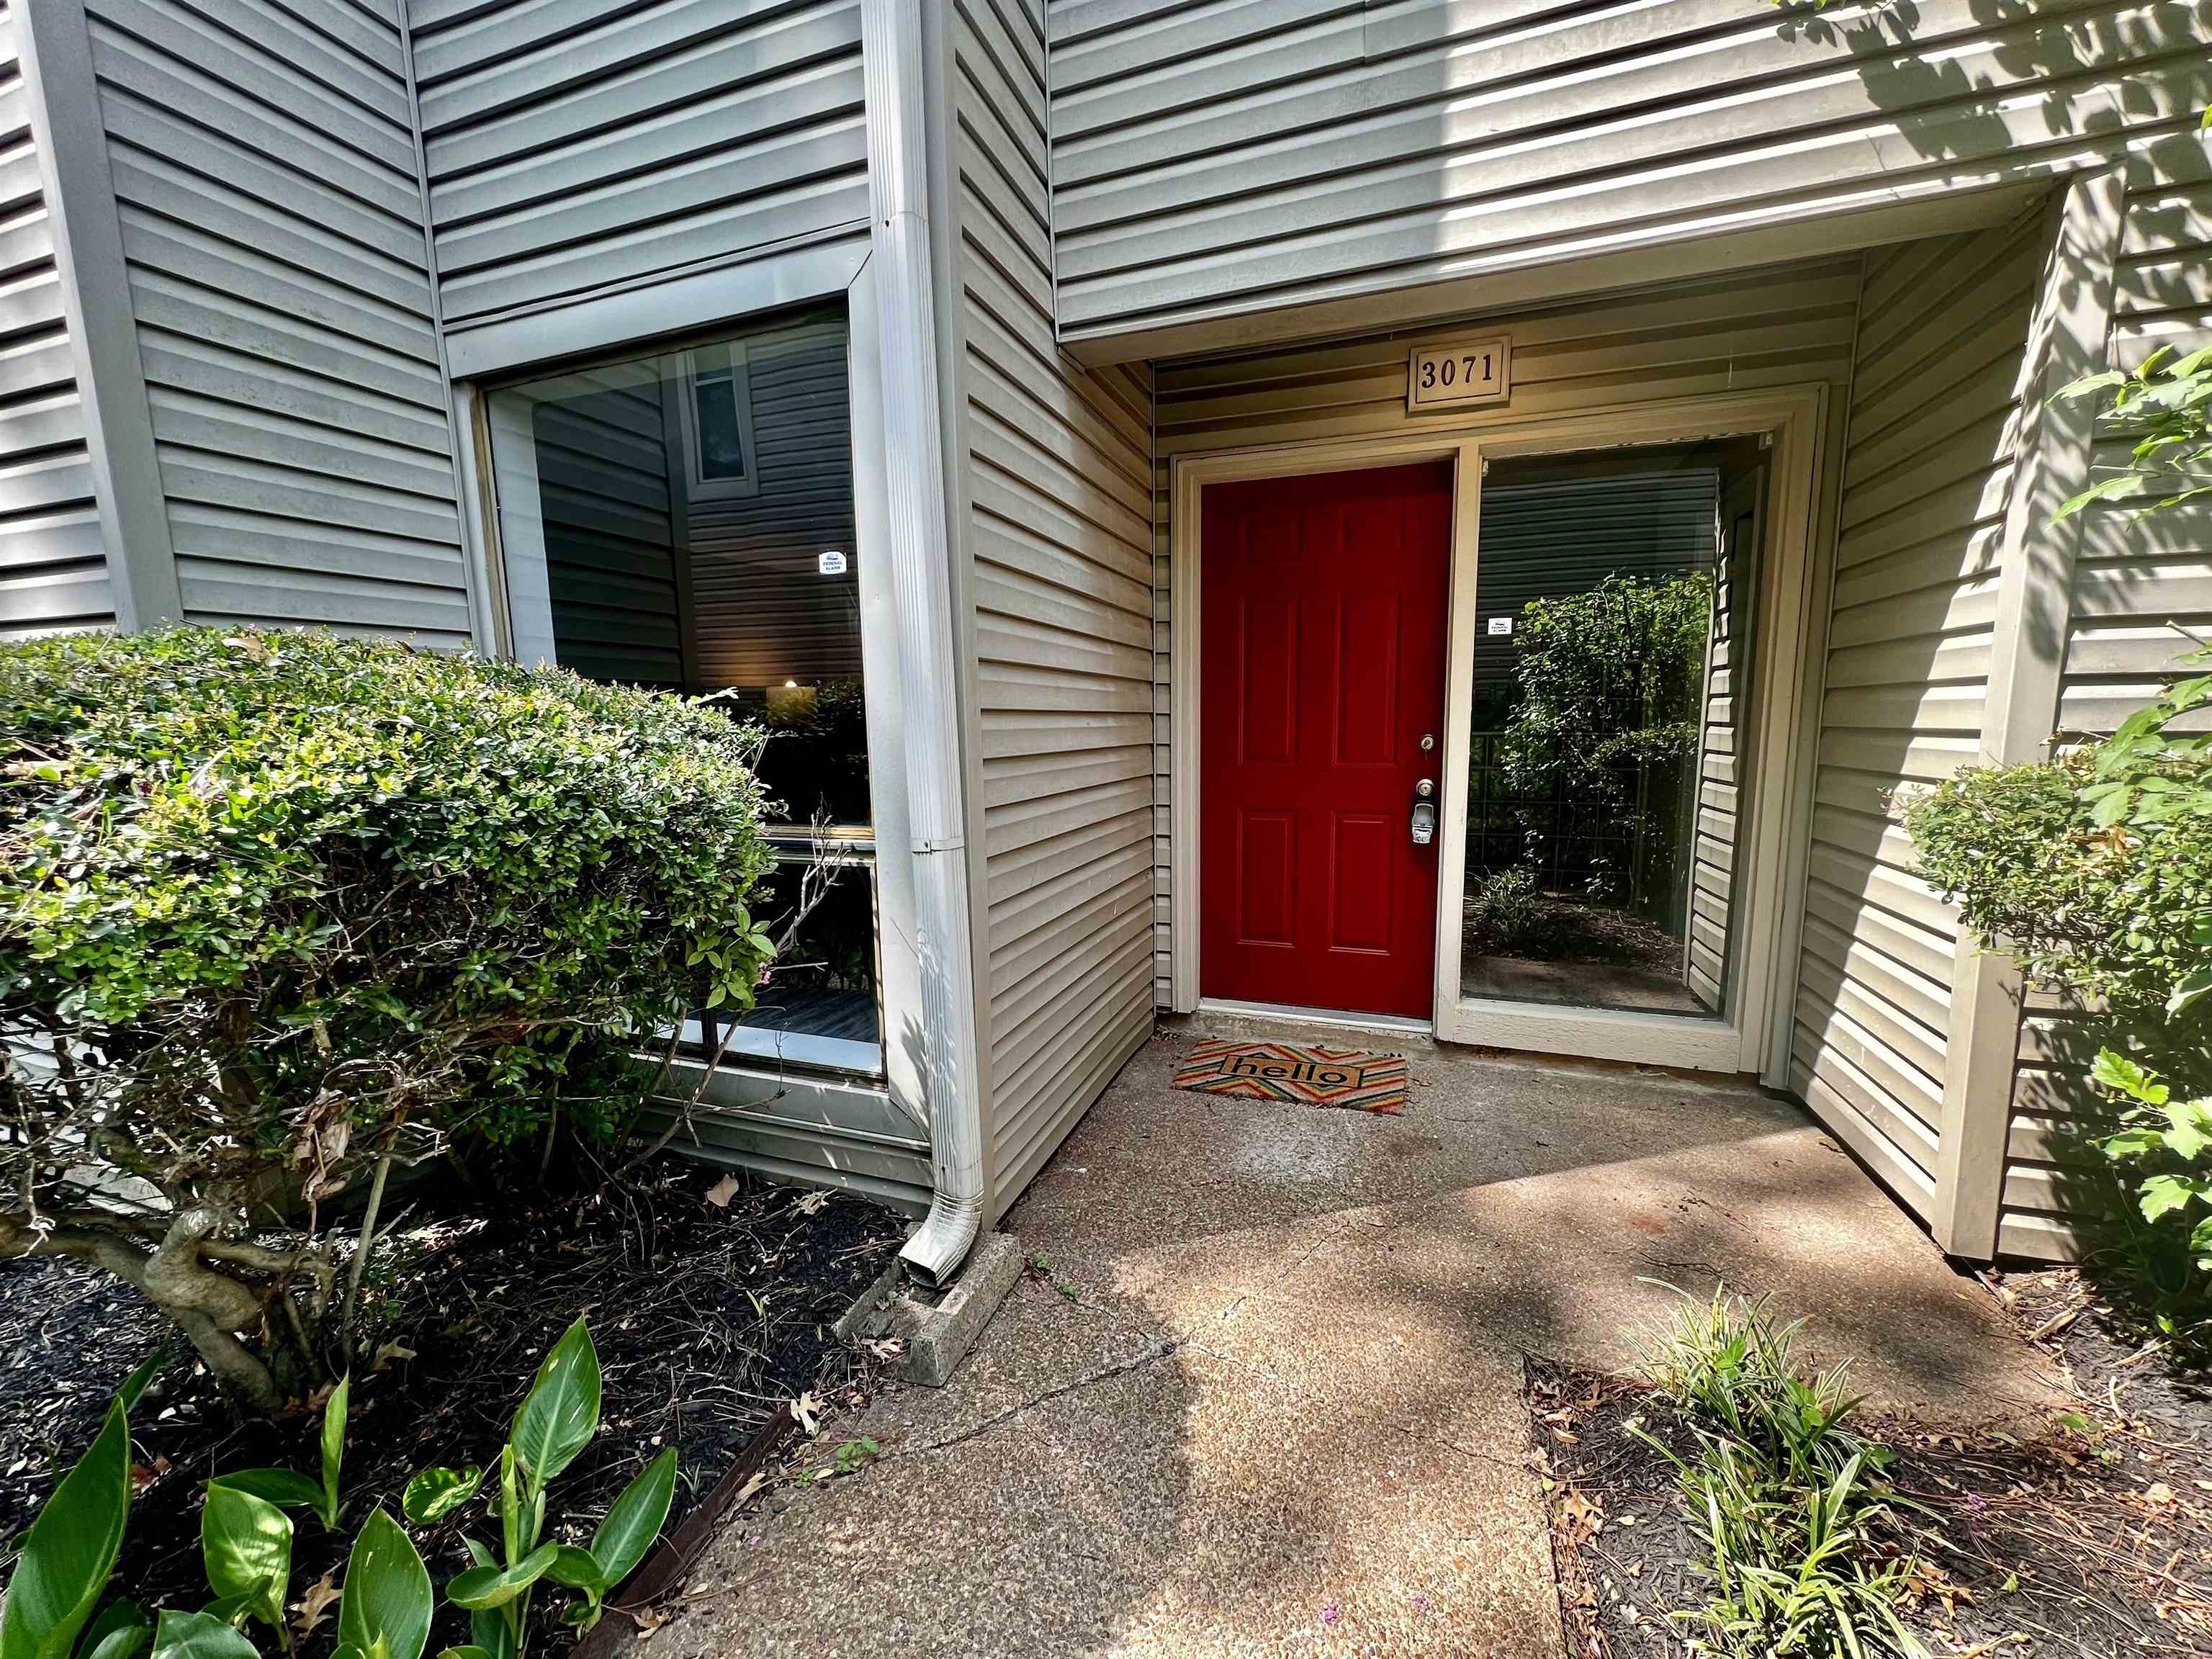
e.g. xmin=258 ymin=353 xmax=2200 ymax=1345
xmin=1200 ymin=462 xmax=1453 ymax=1018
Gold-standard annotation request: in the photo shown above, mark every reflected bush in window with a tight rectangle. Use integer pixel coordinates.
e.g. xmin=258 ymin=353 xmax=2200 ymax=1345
xmin=1495 ymin=572 xmax=1712 ymax=907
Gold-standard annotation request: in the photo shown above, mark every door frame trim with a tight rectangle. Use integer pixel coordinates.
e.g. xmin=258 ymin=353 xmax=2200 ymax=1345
xmin=1169 ymin=385 xmax=1830 ymax=1079
xmin=1172 ymin=433 xmax=1478 ymax=1017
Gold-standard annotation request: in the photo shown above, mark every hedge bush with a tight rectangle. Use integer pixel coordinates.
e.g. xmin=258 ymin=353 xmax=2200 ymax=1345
xmin=1 ymin=628 xmax=775 ymax=1408
xmin=1907 ymin=665 xmax=2212 ymax=1328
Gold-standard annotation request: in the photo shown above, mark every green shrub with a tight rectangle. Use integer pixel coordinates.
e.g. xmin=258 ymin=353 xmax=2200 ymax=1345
xmin=1 ymin=629 xmax=775 ymax=1409
xmin=1463 ymin=865 xmax=1553 ymax=957
xmin=1905 ymin=662 xmax=2212 ymax=1328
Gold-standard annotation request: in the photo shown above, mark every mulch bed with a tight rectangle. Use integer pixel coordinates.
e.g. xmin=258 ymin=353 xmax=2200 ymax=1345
xmin=0 ymin=1159 xmax=905 ymax=1656
xmin=1529 ymin=1276 xmax=2212 ymax=1658
xmin=1465 ymin=894 xmax=1688 ymax=976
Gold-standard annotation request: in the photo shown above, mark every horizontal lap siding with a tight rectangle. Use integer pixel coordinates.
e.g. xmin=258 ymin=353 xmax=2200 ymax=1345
xmin=410 ymin=0 xmax=870 ymax=325
xmin=2000 ymin=143 xmax=2212 ymax=1261
xmin=0 ymin=1 xmax=109 ymax=637
xmin=1046 ymin=0 xmax=2212 ymax=343
xmin=1794 ymin=216 xmax=2044 ymax=1221
xmin=81 ymin=0 xmax=469 ymax=644
xmin=687 ymin=313 xmax=860 ymax=690
xmin=1150 ymin=256 xmax=1861 ymax=1008
xmin=957 ymin=0 xmax=1156 ymax=1216
xmin=531 ymin=375 xmax=683 ymax=688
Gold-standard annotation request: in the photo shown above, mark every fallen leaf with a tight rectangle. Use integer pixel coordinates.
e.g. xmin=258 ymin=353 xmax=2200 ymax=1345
xmin=791 ymin=1391 xmax=822 ymax=1435
xmin=2144 ymin=1480 xmax=2175 ymax=1506
xmin=291 ymin=1572 xmax=341 ymax=1640
xmin=703 ymin=1174 xmax=740 ymax=1208
xmin=373 ymin=1339 xmax=417 ymax=1372
xmin=792 ymin=1190 xmax=829 ymax=1216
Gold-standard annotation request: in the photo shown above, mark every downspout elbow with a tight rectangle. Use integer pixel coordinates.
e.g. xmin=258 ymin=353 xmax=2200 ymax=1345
xmin=899 ymin=1178 xmax=983 ymax=1289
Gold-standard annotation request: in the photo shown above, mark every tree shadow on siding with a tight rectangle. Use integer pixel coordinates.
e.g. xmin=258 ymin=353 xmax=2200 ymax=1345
xmin=1757 ymin=0 xmax=2206 ymax=1289
xmin=2013 ymin=1002 xmax=2212 ymax=1349
xmin=1768 ymin=0 xmax=2208 ymax=671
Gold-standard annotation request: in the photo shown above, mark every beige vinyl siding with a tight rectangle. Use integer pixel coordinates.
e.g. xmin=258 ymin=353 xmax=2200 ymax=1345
xmin=1999 ymin=143 xmax=2212 ymax=1262
xmin=81 ymin=0 xmax=470 ymax=644
xmin=952 ymin=0 xmax=1157 ymax=1218
xmin=1046 ymin=0 xmax=2212 ymax=347
xmin=410 ymin=0 xmax=869 ymax=325
xmin=0 ymin=1 xmax=109 ymax=638
xmin=1151 ymin=256 xmax=1863 ymax=1008
xmin=686 ymin=312 xmax=860 ymax=691
xmin=1793 ymin=215 xmax=2046 ymax=1222
xmin=530 ymin=370 xmax=684 ymax=689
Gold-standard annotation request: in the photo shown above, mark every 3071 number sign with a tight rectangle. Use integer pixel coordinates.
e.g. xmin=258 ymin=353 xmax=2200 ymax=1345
xmin=1407 ymin=336 xmax=1510 ymax=413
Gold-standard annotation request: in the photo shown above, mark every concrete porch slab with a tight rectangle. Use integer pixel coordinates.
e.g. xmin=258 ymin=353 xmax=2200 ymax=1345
xmin=637 ymin=1016 xmax=2064 ymax=1659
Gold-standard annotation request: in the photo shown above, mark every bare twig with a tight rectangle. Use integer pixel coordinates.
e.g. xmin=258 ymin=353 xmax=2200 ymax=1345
xmin=339 ymin=1144 xmax=397 ymax=1369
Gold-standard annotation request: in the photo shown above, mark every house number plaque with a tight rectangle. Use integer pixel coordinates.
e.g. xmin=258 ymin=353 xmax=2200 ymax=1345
xmin=1407 ymin=336 xmax=1510 ymax=413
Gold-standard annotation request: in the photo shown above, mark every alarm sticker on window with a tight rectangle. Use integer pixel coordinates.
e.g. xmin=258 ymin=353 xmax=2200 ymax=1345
xmin=817 ymin=549 xmax=849 ymax=576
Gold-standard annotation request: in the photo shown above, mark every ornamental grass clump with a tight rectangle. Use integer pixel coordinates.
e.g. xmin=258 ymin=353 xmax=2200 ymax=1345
xmin=1637 ymin=1289 xmax=1924 ymax=1658
xmin=1 ymin=628 xmax=775 ymax=1411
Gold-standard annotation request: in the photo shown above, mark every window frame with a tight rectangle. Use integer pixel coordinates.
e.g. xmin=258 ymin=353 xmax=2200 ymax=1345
xmin=458 ymin=272 xmax=922 ymax=1097
xmin=673 ymin=338 xmax=761 ymax=502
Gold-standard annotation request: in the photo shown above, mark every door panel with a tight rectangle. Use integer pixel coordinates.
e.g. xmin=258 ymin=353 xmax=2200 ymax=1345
xmin=1200 ymin=462 xmax=1453 ymax=1018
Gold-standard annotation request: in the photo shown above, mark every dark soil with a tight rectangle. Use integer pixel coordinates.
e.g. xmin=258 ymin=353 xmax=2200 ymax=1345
xmin=0 ymin=1161 xmax=905 ymax=1656
xmin=1530 ymin=1287 xmax=2212 ymax=1659
xmin=1465 ymin=893 xmax=1684 ymax=975
xmin=1997 ymin=1266 xmax=2212 ymax=1455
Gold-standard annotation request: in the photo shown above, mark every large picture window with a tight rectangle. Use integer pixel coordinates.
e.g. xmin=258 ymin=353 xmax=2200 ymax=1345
xmin=483 ymin=305 xmax=881 ymax=1071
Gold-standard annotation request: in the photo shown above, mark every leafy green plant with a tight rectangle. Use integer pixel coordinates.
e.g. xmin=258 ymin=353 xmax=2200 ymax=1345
xmin=1 ymin=628 xmax=775 ymax=1409
xmin=2090 ymin=1053 xmax=2212 ymax=1277
xmin=1641 ymin=1288 xmax=1884 ymax=1490
xmin=1907 ymin=657 xmax=2212 ymax=1329
xmin=1637 ymin=1289 xmax=1922 ymax=1658
xmin=2054 ymin=344 xmax=2212 ymax=521
xmin=405 ymin=1317 xmax=675 ymax=1651
xmin=1498 ymin=572 xmax=1711 ymax=907
xmin=0 ymin=1372 xmax=430 ymax=1659
xmin=1 ymin=1401 xmax=133 ymax=1659
xmin=215 ymin=1378 xmax=350 ymax=1532
xmin=811 ymin=1438 xmax=880 ymax=1484
xmin=1462 ymin=865 xmax=1555 ymax=958
xmin=1666 ymin=1439 xmax=1917 ymax=1659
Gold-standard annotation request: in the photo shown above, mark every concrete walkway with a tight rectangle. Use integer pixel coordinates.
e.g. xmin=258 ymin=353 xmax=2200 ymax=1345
xmin=643 ymin=1015 xmax=2062 ymax=1659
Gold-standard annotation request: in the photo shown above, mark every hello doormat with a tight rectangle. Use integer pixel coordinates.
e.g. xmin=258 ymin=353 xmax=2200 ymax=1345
xmin=1172 ymin=1039 xmax=1407 ymax=1115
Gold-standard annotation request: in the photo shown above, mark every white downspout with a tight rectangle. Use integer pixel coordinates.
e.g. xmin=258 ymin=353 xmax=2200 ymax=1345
xmin=861 ymin=0 xmax=986 ymax=1287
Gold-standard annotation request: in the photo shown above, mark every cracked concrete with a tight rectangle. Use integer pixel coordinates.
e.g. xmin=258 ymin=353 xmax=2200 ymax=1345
xmin=635 ymin=1015 xmax=2063 ymax=1659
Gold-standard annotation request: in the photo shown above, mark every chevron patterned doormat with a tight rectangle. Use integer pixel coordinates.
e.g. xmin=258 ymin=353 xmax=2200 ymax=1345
xmin=1172 ymin=1039 xmax=1407 ymax=1115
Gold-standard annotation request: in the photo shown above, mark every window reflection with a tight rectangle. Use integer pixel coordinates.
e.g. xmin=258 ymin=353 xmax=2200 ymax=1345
xmin=487 ymin=306 xmax=879 ymax=1070
xmin=1460 ymin=441 xmax=1767 ymax=1018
